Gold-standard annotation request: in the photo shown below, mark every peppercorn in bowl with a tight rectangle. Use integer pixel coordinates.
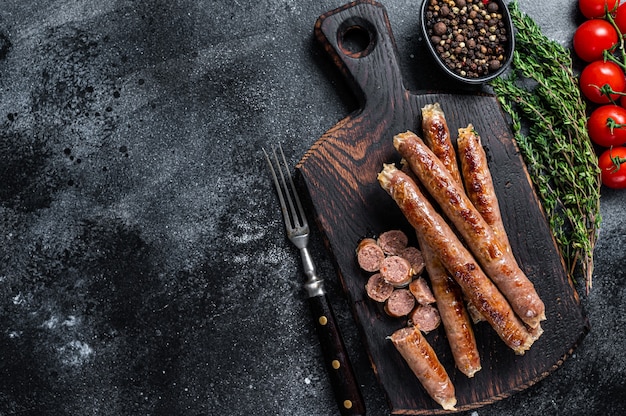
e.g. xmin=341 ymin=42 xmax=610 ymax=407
xmin=420 ymin=0 xmax=514 ymax=84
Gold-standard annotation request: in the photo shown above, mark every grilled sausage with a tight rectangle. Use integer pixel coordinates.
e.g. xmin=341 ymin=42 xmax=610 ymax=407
xmin=390 ymin=326 xmax=457 ymax=410
xmin=457 ymin=125 xmax=511 ymax=253
xmin=415 ymin=111 xmax=482 ymax=375
xmin=378 ymin=164 xmax=535 ymax=354
xmin=421 ymin=103 xmax=463 ymax=186
xmin=418 ymin=236 xmax=482 ymax=376
xmin=394 ymin=132 xmax=546 ymax=329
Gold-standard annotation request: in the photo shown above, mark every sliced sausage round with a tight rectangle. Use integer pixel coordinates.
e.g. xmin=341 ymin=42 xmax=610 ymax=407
xmin=409 ymin=304 xmax=441 ymax=333
xmin=401 ymin=246 xmax=425 ymax=276
xmin=385 ymin=289 xmax=416 ymax=318
xmin=365 ymin=273 xmax=394 ymax=303
xmin=356 ymin=238 xmax=385 ymax=272
xmin=409 ymin=276 xmax=436 ymax=305
xmin=377 ymin=229 xmax=408 ymax=256
xmin=380 ymin=255 xmax=412 ymax=288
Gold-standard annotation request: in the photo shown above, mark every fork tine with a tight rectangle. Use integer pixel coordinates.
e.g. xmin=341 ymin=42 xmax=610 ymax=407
xmin=263 ymin=145 xmax=305 ymax=231
xmin=272 ymin=146 xmax=298 ymax=229
xmin=263 ymin=147 xmax=290 ymax=227
xmin=276 ymin=144 xmax=307 ymax=229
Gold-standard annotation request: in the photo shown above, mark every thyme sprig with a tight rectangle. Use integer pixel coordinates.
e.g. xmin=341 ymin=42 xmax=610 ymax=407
xmin=490 ymin=1 xmax=602 ymax=293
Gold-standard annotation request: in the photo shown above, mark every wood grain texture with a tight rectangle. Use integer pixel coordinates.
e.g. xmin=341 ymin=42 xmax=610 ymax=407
xmin=297 ymin=1 xmax=589 ymax=414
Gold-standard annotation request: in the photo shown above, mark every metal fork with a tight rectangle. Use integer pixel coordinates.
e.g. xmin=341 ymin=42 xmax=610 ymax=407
xmin=263 ymin=145 xmax=365 ymax=416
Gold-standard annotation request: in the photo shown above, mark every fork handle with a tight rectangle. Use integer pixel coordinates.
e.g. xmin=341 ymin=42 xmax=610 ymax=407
xmin=309 ymin=293 xmax=366 ymax=416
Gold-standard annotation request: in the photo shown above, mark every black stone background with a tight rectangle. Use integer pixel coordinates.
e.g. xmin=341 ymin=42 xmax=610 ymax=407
xmin=0 ymin=1 xmax=624 ymax=415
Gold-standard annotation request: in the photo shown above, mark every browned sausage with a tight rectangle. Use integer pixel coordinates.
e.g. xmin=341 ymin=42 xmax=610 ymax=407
xmin=365 ymin=273 xmax=394 ymax=303
xmin=380 ymin=255 xmax=413 ymax=288
xmin=384 ymin=288 xmax=416 ymax=318
xmin=394 ymin=131 xmax=546 ymax=329
xmin=421 ymin=103 xmax=463 ymax=186
xmin=417 ymin=236 xmax=482 ymax=376
xmin=457 ymin=125 xmax=511 ymax=253
xmin=377 ymin=229 xmax=408 ymax=255
xmin=356 ymin=237 xmax=386 ymax=272
xmin=409 ymin=303 xmax=441 ymax=333
xmin=390 ymin=326 xmax=457 ymax=410
xmin=378 ymin=164 xmax=535 ymax=354
xmin=408 ymin=276 xmax=436 ymax=305
xmin=415 ymin=111 xmax=483 ymax=375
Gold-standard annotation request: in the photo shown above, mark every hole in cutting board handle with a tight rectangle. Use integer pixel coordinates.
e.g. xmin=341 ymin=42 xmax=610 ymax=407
xmin=337 ymin=17 xmax=377 ymax=58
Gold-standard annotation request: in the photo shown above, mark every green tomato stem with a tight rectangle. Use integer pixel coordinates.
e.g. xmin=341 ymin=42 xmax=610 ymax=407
xmin=605 ymin=116 xmax=626 ymax=133
xmin=609 ymin=150 xmax=626 ymax=173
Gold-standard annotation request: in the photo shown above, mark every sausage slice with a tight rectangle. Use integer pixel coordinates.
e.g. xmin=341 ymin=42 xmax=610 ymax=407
xmin=408 ymin=276 xmax=436 ymax=305
xmin=400 ymin=246 xmax=426 ymax=276
xmin=380 ymin=255 xmax=413 ymax=288
xmin=356 ymin=238 xmax=385 ymax=272
xmin=377 ymin=229 xmax=408 ymax=256
xmin=409 ymin=304 xmax=441 ymax=333
xmin=384 ymin=289 xmax=416 ymax=318
xmin=365 ymin=273 xmax=394 ymax=303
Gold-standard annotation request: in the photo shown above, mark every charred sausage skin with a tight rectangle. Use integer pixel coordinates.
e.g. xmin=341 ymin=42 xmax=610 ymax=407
xmin=421 ymin=103 xmax=463 ymax=186
xmin=457 ymin=125 xmax=512 ymax=253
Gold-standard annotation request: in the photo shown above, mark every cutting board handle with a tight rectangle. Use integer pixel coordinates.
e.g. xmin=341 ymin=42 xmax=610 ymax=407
xmin=314 ymin=0 xmax=408 ymax=111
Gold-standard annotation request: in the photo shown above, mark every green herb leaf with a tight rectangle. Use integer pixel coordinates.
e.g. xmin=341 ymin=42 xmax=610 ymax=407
xmin=490 ymin=1 xmax=602 ymax=293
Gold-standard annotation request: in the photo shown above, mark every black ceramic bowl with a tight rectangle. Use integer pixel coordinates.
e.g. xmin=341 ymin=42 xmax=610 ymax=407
xmin=420 ymin=0 xmax=514 ymax=85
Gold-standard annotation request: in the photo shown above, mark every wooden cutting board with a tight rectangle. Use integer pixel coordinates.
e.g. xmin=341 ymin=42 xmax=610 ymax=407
xmin=297 ymin=1 xmax=589 ymax=414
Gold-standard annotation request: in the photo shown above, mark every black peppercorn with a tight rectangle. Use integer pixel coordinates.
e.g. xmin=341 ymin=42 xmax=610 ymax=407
xmin=433 ymin=21 xmax=448 ymax=36
xmin=424 ymin=0 xmax=510 ymax=79
xmin=488 ymin=59 xmax=501 ymax=71
xmin=487 ymin=2 xmax=499 ymax=14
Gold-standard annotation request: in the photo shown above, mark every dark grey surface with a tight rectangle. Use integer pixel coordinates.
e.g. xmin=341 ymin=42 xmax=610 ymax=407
xmin=0 ymin=1 xmax=624 ymax=415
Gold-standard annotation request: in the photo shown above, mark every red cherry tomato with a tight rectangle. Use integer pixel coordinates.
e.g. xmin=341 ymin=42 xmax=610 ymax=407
xmin=579 ymin=0 xmax=619 ymax=19
xmin=613 ymin=3 xmax=626 ymax=35
xmin=579 ymin=61 xmax=626 ymax=104
xmin=615 ymin=3 xmax=626 ymax=34
xmin=588 ymin=105 xmax=626 ymax=147
xmin=573 ymin=19 xmax=618 ymax=62
xmin=598 ymin=146 xmax=626 ymax=188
